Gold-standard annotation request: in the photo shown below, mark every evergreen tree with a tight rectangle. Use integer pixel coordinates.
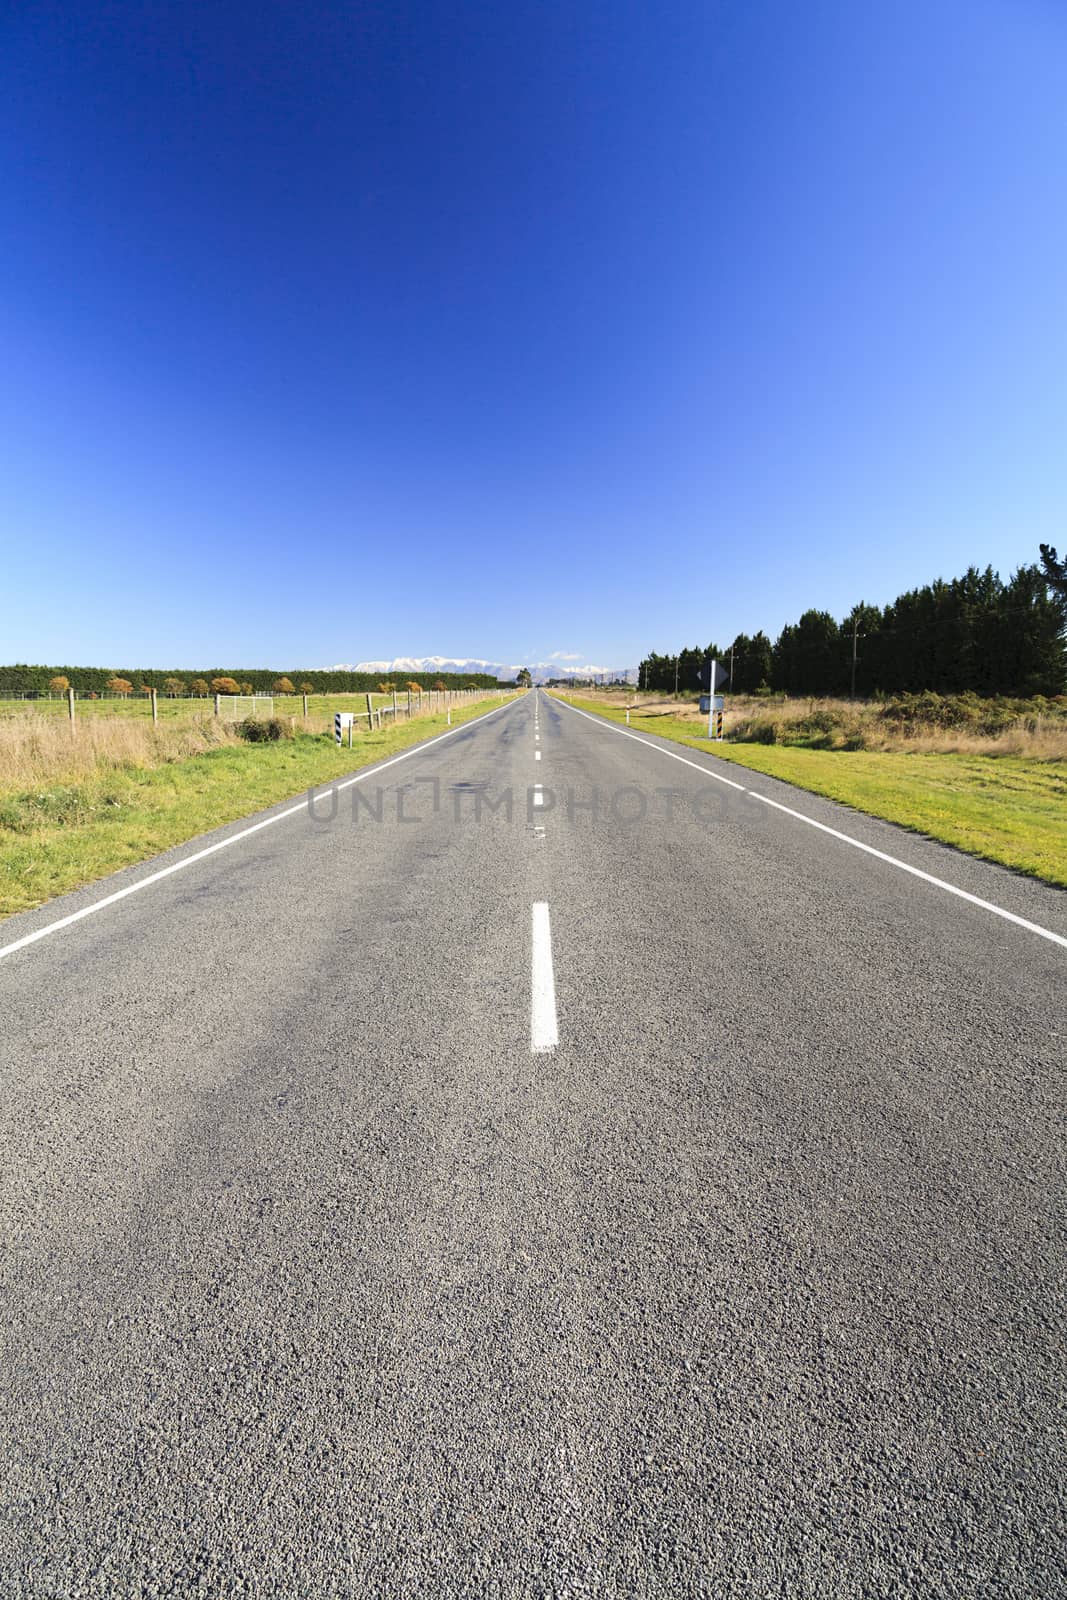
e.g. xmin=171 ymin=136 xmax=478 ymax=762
xmin=1039 ymin=544 xmax=1067 ymax=601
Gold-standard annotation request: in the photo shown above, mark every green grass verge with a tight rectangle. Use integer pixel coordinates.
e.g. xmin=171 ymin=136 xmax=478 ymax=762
xmin=0 ymin=695 xmax=513 ymax=920
xmin=556 ymin=696 xmax=1067 ymax=888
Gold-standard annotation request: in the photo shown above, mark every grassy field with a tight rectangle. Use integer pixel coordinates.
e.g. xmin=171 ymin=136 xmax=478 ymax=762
xmin=555 ymin=693 xmax=1067 ymax=887
xmin=0 ymin=694 xmax=514 ymax=920
xmin=562 ymin=687 xmax=1067 ymax=758
xmin=0 ymin=689 xmax=483 ymax=735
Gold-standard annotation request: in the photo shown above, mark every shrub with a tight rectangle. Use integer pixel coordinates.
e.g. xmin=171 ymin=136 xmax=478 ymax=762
xmin=793 ymin=708 xmax=838 ymax=747
xmin=235 ymin=717 xmax=293 ymax=743
xmin=163 ymin=677 xmax=186 ymax=697
xmin=48 ymin=675 xmax=70 ymax=693
xmin=740 ymin=717 xmax=781 ymax=744
xmin=107 ymin=677 xmax=133 ymax=696
xmin=273 ymin=677 xmax=296 ymax=694
xmin=191 ymin=679 xmax=210 ymax=697
xmin=211 ymin=677 xmax=241 ymax=695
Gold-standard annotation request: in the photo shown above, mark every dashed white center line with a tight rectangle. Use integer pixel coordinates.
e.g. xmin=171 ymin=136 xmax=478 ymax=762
xmin=535 ymin=750 xmax=541 ymax=761
xmin=532 ymin=785 xmax=544 ymax=807
xmin=531 ymin=902 xmax=558 ymax=1053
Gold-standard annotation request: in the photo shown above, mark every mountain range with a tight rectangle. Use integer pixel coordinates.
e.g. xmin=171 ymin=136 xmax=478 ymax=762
xmin=333 ymin=656 xmax=637 ymax=685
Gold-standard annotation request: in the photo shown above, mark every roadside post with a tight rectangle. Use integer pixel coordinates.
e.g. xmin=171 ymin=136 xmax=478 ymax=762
xmin=335 ymin=711 xmax=355 ymax=749
xmin=67 ymin=686 xmax=76 ymax=724
xmin=700 ymin=657 xmax=729 ymax=740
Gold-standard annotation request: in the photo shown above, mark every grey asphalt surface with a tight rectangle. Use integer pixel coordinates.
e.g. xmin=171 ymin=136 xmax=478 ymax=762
xmin=0 ymin=688 xmax=1063 ymax=1597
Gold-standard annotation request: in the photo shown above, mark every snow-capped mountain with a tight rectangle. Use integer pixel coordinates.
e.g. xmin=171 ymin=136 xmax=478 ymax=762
xmin=331 ymin=656 xmax=636 ymax=685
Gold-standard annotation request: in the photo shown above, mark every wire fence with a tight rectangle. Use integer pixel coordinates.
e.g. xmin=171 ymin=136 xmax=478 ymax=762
xmin=0 ymin=687 xmax=507 ymax=737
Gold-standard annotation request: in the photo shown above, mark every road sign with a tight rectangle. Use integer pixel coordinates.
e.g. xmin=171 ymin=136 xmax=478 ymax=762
xmin=703 ymin=658 xmax=728 ymax=740
xmin=698 ymin=659 xmax=730 ymax=693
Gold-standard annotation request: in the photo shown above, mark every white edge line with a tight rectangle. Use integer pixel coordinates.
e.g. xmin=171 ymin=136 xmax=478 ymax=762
xmin=557 ymin=698 xmax=746 ymax=788
xmin=531 ymin=901 xmax=558 ymax=1053
xmin=552 ymin=695 xmax=1067 ymax=953
xmin=0 ymin=696 xmax=518 ymax=963
xmin=747 ymin=791 xmax=1067 ymax=950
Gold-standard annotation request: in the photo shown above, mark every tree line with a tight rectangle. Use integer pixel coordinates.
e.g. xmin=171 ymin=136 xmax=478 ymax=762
xmin=0 ymin=664 xmax=502 ymax=697
xmin=639 ymin=558 xmax=1066 ymax=698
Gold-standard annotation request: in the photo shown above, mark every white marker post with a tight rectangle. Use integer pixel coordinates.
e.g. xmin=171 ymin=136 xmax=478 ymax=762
xmin=706 ymin=659 xmax=725 ymax=740
xmin=335 ymin=711 xmax=355 ymax=748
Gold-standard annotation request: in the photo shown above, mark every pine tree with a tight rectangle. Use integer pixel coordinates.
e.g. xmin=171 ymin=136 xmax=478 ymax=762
xmin=1039 ymin=544 xmax=1067 ymax=601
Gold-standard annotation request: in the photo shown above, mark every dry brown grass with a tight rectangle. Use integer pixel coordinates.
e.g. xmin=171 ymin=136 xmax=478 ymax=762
xmin=0 ymin=713 xmax=241 ymax=791
xmin=564 ymin=688 xmax=1067 ymax=759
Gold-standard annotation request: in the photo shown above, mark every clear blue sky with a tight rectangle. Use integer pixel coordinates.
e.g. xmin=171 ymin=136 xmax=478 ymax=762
xmin=2 ymin=0 xmax=1065 ymax=669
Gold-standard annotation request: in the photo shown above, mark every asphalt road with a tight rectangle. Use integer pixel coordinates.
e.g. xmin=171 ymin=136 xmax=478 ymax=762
xmin=1 ymin=689 xmax=1063 ymax=1597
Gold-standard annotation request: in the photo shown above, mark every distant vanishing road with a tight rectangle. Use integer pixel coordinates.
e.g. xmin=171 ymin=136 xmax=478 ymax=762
xmin=1 ymin=689 xmax=1063 ymax=1597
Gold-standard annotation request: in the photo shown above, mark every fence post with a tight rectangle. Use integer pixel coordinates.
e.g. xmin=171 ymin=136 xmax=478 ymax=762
xmin=302 ymin=693 xmax=308 ymax=720
xmin=150 ymin=688 xmax=158 ymax=725
xmin=392 ymin=690 xmax=398 ymax=720
xmin=365 ymin=692 xmax=373 ymax=726
xmin=214 ymin=693 xmax=221 ymax=718
xmin=67 ymin=686 xmax=75 ymax=724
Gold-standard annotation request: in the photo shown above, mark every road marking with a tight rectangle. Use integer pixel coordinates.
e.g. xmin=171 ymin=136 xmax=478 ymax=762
xmin=556 ymin=698 xmax=745 ymax=788
xmin=747 ymin=792 xmax=1067 ymax=950
xmin=554 ymin=696 xmax=1067 ymax=952
xmin=0 ymin=696 xmax=520 ymax=964
xmin=532 ymin=785 xmax=544 ymax=807
xmin=531 ymin=902 xmax=558 ymax=1053
xmin=535 ymin=750 xmax=541 ymax=761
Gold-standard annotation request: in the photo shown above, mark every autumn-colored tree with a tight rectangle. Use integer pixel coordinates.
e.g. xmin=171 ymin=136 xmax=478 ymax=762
xmin=107 ymin=676 xmax=133 ymax=696
xmin=433 ymin=679 xmax=447 ymax=691
xmin=299 ymin=681 xmax=314 ymax=694
xmin=378 ymin=681 xmax=396 ymax=694
xmin=140 ymin=685 xmax=153 ymax=696
xmin=48 ymin=675 xmax=69 ymax=693
xmin=406 ymin=681 xmax=422 ymax=693
xmin=88 ymin=691 xmax=99 ymax=700
xmin=273 ymin=677 xmax=296 ymax=694
xmin=211 ymin=676 xmax=241 ymax=695
xmin=240 ymin=682 xmax=254 ymax=695
xmin=191 ymin=678 xmax=210 ymax=697
xmin=163 ymin=677 xmax=186 ymax=697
